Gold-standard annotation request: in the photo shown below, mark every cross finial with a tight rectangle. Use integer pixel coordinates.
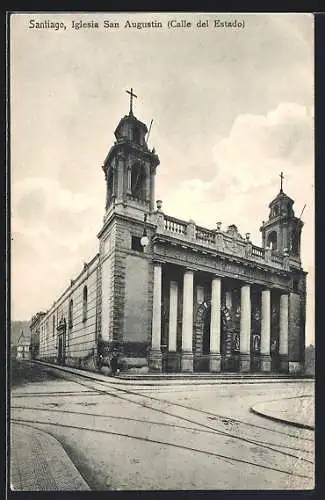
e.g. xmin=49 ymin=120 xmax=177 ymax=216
xmin=126 ymin=87 xmax=137 ymax=115
xmin=279 ymin=171 xmax=284 ymax=193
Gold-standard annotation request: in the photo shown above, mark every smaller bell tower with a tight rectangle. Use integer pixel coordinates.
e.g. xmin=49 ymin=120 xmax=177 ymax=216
xmin=260 ymin=173 xmax=304 ymax=261
xmin=102 ymin=88 xmax=160 ymax=221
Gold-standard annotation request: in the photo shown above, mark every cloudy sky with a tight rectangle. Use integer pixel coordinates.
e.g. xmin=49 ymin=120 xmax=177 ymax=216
xmin=10 ymin=12 xmax=314 ymax=344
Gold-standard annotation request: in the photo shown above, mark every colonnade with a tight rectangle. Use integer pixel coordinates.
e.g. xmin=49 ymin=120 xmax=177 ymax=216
xmin=150 ymin=261 xmax=289 ymax=373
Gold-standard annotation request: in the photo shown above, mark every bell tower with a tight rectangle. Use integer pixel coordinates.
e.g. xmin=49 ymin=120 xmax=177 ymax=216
xmin=260 ymin=173 xmax=304 ymax=261
xmin=102 ymin=88 xmax=160 ymax=221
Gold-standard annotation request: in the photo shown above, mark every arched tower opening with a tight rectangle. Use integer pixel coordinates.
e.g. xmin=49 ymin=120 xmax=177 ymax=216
xmin=131 ymin=162 xmax=147 ymax=201
xmin=267 ymin=231 xmax=278 ymax=251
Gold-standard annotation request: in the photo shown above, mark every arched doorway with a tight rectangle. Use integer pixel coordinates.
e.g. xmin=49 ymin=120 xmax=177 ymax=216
xmin=194 ymin=300 xmax=211 ymax=372
xmin=57 ymin=317 xmax=66 ymax=365
xmin=202 ymin=307 xmax=211 ymax=354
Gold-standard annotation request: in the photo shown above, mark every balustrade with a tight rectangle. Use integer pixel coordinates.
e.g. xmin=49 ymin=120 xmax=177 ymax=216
xmin=252 ymin=246 xmax=265 ymax=259
xmin=156 ymin=214 xmax=285 ymax=269
xmin=195 ymin=226 xmax=216 ymax=244
xmin=271 ymin=252 xmax=284 ymax=265
xmin=163 ymin=216 xmax=187 ymax=234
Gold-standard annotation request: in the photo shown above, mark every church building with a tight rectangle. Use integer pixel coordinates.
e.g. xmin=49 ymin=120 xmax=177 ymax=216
xmin=34 ymin=89 xmax=307 ymax=374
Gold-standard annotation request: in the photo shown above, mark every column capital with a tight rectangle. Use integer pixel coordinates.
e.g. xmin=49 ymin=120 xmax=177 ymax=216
xmin=241 ymin=282 xmax=251 ymax=289
xmin=211 ymin=273 xmax=223 ymax=280
xmin=183 ymin=266 xmax=196 ymax=273
xmin=152 ymin=259 xmax=165 ymax=266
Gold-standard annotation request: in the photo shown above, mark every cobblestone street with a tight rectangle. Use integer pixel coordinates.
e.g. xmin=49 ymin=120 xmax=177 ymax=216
xmin=10 ymin=361 xmax=315 ymax=491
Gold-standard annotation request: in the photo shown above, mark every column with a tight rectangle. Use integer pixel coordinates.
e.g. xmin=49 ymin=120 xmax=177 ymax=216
xmin=260 ymin=289 xmax=271 ymax=372
xmin=209 ymin=277 xmax=222 ymax=372
xmin=127 ymin=167 xmax=132 ymax=194
xmin=149 ymin=262 xmax=162 ymax=371
xmin=181 ymin=269 xmax=194 ymax=372
xmin=240 ymin=284 xmax=251 ymax=372
xmin=145 ymin=164 xmax=150 ymax=203
xmin=117 ymin=156 xmax=125 ymax=201
xmin=150 ymin=172 xmax=156 ymax=212
xmin=224 ymin=288 xmax=233 ymax=371
xmin=167 ymin=280 xmax=180 ymax=372
xmin=279 ymin=293 xmax=289 ymax=373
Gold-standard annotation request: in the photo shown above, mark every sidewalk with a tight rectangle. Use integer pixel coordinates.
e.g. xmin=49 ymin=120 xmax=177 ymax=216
xmin=10 ymin=423 xmax=90 ymax=491
xmin=251 ymin=395 xmax=315 ymax=430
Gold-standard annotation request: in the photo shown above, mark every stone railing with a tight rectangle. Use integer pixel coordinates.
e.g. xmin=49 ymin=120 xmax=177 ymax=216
xmin=163 ymin=215 xmax=187 ymax=235
xmin=154 ymin=213 xmax=286 ymax=269
xmin=195 ymin=226 xmax=216 ymax=244
xmin=271 ymin=252 xmax=284 ymax=265
xmin=252 ymin=246 xmax=265 ymax=260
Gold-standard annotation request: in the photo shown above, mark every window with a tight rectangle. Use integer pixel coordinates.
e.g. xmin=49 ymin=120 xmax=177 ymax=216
xmin=291 ymin=230 xmax=299 ymax=255
xmin=52 ymin=315 xmax=56 ymax=337
xmin=131 ymin=235 xmax=144 ymax=253
xmin=273 ymin=205 xmax=279 ymax=217
xmin=83 ymin=286 xmax=88 ymax=322
xmin=68 ymin=299 xmax=73 ymax=329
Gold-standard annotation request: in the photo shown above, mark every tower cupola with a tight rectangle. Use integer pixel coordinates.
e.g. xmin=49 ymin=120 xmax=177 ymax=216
xmin=101 ymin=88 xmax=160 ymax=218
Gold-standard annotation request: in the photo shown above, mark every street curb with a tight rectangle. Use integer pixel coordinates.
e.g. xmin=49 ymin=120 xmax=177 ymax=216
xmin=10 ymin=422 xmax=91 ymax=490
xmin=250 ymin=405 xmax=315 ymax=431
xmin=32 ymin=360 xmax=314 ymax=387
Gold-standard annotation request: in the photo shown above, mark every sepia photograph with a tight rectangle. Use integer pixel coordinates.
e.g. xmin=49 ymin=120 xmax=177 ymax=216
xmin=9 ymin=11 xmax=315 ymax=491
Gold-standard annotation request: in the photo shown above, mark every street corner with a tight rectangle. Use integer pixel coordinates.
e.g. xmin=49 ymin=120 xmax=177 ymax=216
xmin=250 ymin=394 xmax=315 ymax=430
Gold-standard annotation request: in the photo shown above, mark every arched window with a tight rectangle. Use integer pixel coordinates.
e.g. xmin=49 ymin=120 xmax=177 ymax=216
xmin=83 ymin=286 xmax=88 ymax=322
xmin=273 ymin=205 xmax=279 ymax=217
xmin=131 ymin=162 xmax=146 ymax=200
xmin=52 ymin=315 xmax=56 ymax=337
xmin=68 ymin=299 xmax=73 ymax=329
xmin=290 ymin=229 xmax=299 ymax=255
xmin=267 ymin=231 xmax=278 ymax=251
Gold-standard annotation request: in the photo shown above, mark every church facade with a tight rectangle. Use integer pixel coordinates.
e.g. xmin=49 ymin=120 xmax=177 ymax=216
xmin=34 ymin=93 xmax=307 ymax=374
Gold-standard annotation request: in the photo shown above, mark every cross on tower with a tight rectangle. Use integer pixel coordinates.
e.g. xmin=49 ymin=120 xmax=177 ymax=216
xmin=126 ymin=87 xmax=137 ymax=115
xmin=279 ymin=171 xmax=284 ymax=193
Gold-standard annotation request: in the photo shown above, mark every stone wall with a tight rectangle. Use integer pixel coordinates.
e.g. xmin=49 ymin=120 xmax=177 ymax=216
xmin=112 ymin=221 xmax=127 ymax=342
xmin=101 ymin=255 xmax=113 ymax=342
xmin=124 ymin=254 xmax=150 ymax=343
xmin=39 ymin=255 xmax=99 ymax=363
xmin=288 ymin=292 xmax=302 ymax=362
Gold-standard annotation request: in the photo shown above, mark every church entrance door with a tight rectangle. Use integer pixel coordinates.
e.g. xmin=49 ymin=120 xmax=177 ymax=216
xmin=202 ymin=307 xmax=211 ymax=356
xmin=58 ymin=334 xmax=65 ymax=365
xmin=193 ymin=301 xmax=211 ymax=372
